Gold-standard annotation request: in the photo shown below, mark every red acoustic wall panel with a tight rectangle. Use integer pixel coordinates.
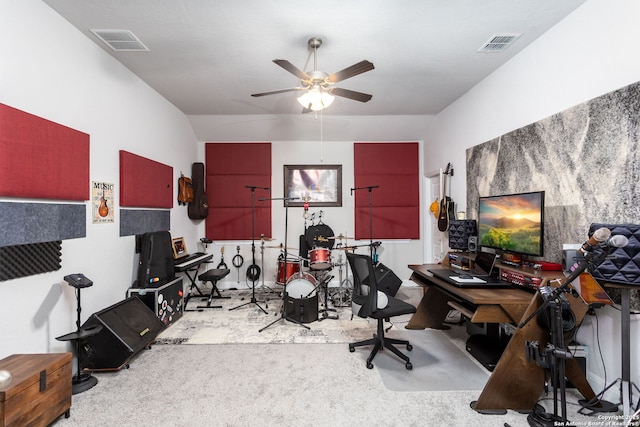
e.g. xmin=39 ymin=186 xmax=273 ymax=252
xmin=119 ymin=151 xmax=173 ymax=208
xmin=205 ymin=143 xmax=272 ymax=240
xmin=0 ymin=103 xmax=89 ymax=200
xmin=354 ymin=142 xmax=419 ymax=240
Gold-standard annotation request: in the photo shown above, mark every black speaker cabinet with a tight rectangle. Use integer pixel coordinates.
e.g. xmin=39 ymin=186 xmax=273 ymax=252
xmin=79 ymin=297 xmax=165 ymax=371
xmin=374 ymin=263 xmax=402 ymax=297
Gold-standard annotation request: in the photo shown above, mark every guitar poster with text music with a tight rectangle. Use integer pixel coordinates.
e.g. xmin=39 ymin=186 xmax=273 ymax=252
xmin=92 ymin=181 xmax=114 ymax=223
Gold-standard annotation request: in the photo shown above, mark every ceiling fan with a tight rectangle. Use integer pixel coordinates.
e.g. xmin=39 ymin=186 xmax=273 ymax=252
xmin=251 ymin=37 xmax=374 ymax=112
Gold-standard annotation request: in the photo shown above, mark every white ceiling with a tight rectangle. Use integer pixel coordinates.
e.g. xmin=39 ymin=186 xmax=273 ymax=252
xmin=43 ymin=0 xmax=587 ymax=117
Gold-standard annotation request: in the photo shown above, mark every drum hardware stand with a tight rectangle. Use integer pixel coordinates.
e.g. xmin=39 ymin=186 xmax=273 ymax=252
xmin=260 ymin=197 xmax=311 ymax=332
xmin=316 ymin=272 xmax=338 ymax=321
xmin=331 ymin=244 xmax=353 ymax=307
xmin=519 ymin=241 xmax=624 ymax=427
xmin=350 ymin=185 xmax=379 ymax=262
xmin=230 ymin=186 xmax=269 ymax=314
xmin=253 ymin=238 xmax=277 ymax=297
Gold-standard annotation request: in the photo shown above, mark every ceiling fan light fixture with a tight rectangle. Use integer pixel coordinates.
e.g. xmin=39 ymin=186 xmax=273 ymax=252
xmin=297 ymin=87 xmax=335 ymax=111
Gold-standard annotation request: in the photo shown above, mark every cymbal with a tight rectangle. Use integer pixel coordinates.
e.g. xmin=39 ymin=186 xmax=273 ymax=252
xmin=255 ymin=236 xmax=274 ymax=241
xmin=264 ymin=243 xmax=298 ymax=251
xmin=334 ymin=246 xmax=358 ymax=251
xmin=329 ymin=234 xmax=354 ymax=240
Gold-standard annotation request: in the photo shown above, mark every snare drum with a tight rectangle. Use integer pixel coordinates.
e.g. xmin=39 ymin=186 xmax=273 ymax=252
xmin=276 ymin=259 xmax=300 ymax=285
xmin=284 ymin=273 xmax=318 ymax=323
xmin=309 ymin=247 xmax=332 ymax=270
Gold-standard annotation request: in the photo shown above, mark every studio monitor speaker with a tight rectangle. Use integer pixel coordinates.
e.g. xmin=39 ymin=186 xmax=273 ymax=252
xmin=79 ymin=297 xmax=165 ymax=371
xmin=468 ymin=236 xmax=478 ymax=253
xmin=374 ymin=263 xmax=402 ymax=297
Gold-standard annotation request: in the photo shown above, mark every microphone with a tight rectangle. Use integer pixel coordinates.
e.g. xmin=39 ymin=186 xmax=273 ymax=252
xmin=603 ymin=234 xmax=629 ymax=249
xmin=579 ymin=227 xmax=611 ymax=254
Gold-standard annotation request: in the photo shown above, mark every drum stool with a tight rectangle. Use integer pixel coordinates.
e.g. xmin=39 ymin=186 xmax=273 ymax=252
xmin=197 ymin=268 xmax=231 ymax=309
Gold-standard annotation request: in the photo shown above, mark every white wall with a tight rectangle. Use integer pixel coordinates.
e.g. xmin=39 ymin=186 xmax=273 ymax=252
xmin=427 ymin=0 xmax=640 ymax=401
xmin=206 ymin=139 xmax=426 ymax=291
xmin=0 ymin=1 xmax=199 ymax=358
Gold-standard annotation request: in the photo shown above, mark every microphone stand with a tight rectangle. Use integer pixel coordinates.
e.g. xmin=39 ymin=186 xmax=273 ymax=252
xmin=259 ymin=197 xmax=310 ymax=332
xmin=351 ymin=185 xmax=379 ymax=262
xmin=230 ymin=186 xmax=268 ymax=314
xmin=521 ymin=245 xmax=620 ymax=427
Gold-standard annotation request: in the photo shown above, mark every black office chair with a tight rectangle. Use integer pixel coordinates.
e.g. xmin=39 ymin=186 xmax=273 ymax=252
xmin=346 ymin=252 xmax=416 ymax=370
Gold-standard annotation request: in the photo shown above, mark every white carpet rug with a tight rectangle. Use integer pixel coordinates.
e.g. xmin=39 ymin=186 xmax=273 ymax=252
xmin=155 ymin=289 xmax=376 ymax=345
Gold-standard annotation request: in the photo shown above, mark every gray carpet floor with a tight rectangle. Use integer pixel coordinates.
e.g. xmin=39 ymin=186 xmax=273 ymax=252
xmin=50 ymin=285 xmax=617 ymax=426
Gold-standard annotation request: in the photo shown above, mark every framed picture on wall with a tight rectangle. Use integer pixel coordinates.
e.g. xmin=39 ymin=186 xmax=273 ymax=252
xmin=284 ymin=164 xmax=342 ymax=207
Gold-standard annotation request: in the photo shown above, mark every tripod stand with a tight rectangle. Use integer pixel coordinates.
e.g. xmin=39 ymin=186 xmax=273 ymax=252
xmin=230 ymin=186 xmax=268 ymax=314
xmin=260 ymin=197 xmax=310 ymax=332
xmin=351 ymin=185 xmax=379 ymax=262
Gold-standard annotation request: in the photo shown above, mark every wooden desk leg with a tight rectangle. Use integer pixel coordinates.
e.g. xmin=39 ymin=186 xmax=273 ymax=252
xmin=566 ymin=357 xmax=596 ymax=402
xmin=406 ymin=285 xmax=451 ymax=330
xmin=473 ymin=294 xmax=596 ymax=413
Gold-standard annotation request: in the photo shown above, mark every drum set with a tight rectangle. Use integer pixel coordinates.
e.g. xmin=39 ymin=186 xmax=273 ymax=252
xmin=260 ymin=218 xmax=380 ymax=324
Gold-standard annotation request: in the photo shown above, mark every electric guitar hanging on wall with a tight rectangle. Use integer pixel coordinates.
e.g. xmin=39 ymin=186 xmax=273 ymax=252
xmin=437 ymin=163 xmax=455 ymax=232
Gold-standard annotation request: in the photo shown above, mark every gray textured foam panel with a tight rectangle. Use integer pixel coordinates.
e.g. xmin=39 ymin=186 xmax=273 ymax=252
xmin=0 ymin=241 xmax=62 ymax=281
xmin=0 ymin=202 xmax=85 ymax=247
xmin=120 ymin=209 xmax=170 ymax=236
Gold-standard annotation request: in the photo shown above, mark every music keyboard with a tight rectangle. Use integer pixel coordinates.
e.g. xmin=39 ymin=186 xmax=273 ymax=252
xmin=174 ymin=252 xmax=212 ymax=271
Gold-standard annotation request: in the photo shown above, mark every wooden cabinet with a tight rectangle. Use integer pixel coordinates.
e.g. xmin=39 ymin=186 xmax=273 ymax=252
xmin=0 ymin=353 xmax=72 ymax=427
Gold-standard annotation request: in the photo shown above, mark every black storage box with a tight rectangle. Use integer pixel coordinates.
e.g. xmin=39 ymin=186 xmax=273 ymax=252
xmin=127 ymin=277 xmax=183 ymax=326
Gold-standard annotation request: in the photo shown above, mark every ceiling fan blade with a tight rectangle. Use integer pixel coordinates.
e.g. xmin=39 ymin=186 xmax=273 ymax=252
xmin=331 ymin=87 xmax=373 ymax=103
xmin=251 ymin=87 xmax=304 ymax=97
xmin=327 ymin=60 xmax=374 ymax=83
xmin=273 ymin=59 xmax=311 ymax=81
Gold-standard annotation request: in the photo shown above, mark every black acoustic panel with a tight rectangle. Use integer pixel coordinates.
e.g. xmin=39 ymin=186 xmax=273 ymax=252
xmin=588 ymin=223 xmax=640 ymax=286
xmin=448 ymin=219 xmax=477 ymax=250
xmin=0 ymin=202 xmax=85 ymax=247
xmin=120 ymin=209 xmax=170 ymax=237
xmin=80 ymin=297 xmax=165 ymax=371
xmin=0 ymin=241 xmax=62 ymax=281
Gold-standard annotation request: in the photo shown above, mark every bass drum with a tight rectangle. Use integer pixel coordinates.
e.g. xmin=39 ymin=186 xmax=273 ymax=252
xmin=284 ymin=273 xmax=318 ymax=323
xmin=305 ymin=223 xmax=335 ymax=250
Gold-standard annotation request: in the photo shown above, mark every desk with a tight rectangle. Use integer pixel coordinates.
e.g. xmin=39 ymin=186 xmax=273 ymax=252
xmin=408 ymin=263 xmax=596 ymax=412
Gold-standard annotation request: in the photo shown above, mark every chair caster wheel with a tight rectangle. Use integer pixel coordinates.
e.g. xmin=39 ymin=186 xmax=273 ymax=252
xmin=405 ymin=362 xmax=413 ymax=370
xmin=349 ymin=345 xmax=355 ymax=353
xmin=407 ymin=344 xmax=413 ymax=351
xmin=366 ymin=362 xmax=374 ymax=369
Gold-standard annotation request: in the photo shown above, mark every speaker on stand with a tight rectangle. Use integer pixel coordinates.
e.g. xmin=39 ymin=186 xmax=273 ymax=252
xmin=468 ymin=236 xmax=478 ymax=253
xmin=374 ymin=263 xmax=402 ymax=297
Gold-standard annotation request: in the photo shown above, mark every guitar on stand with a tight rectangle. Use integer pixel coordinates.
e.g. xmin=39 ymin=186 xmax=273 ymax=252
xmin=437 ymin=163 xmax=455 ymax=232
xmin=217 ymin=247 xmax=228 ymax=269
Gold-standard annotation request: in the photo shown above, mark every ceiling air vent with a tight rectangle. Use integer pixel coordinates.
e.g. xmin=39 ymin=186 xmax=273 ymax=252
xmin=90 ymin=29 xmax=149 ymax=52
xmin=477 ymin=33 xmax=521 ymax=53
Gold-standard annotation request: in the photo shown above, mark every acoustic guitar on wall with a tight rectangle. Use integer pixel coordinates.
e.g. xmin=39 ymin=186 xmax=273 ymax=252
xmin=437 ymin=163 xmax=455 ymax=232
